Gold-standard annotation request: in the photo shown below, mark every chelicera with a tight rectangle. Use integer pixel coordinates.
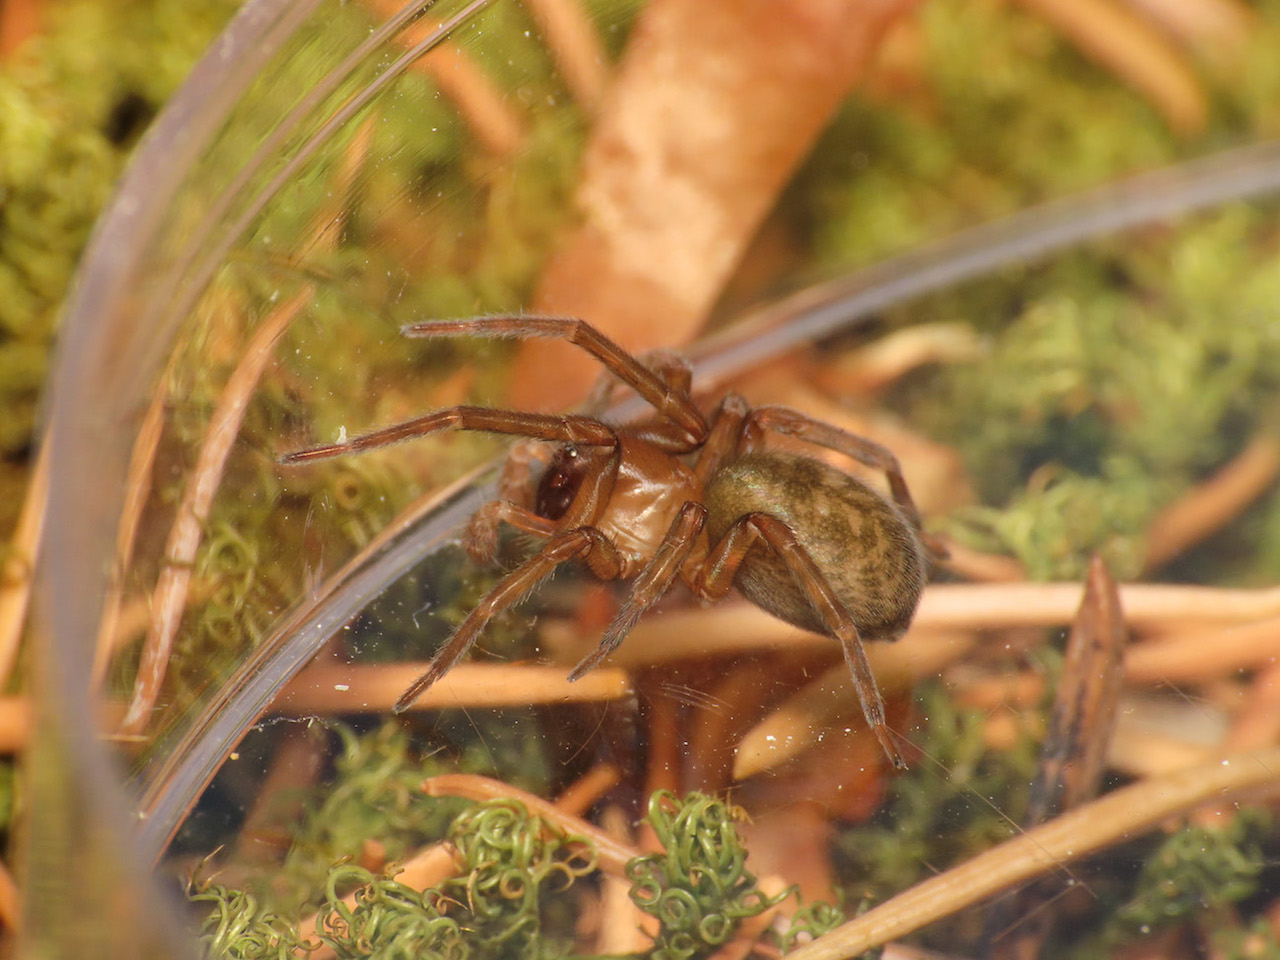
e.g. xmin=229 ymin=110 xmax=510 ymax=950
xmin=282 ymin=316 xmax=943 ymax=769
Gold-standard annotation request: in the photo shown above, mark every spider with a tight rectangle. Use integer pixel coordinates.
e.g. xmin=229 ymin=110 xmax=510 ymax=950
xmin=281 ymin=316 xmax=942 ymax=769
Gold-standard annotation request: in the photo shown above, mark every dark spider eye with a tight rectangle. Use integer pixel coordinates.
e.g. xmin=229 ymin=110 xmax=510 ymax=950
xmin=536 ymin=446 xmax=587 ymax=521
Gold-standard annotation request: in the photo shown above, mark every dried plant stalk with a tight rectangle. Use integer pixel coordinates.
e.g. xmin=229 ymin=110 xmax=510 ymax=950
xmin=421 ymin=773 xmax=641 ymax=876
xmin=787 ymin=746 xmax=1280 ymax=960
xmin=0 ymin=439 xmax=47 ymax=689
xmin=522 ymin=0 xmax=608 ymax=110
xmin=0 ymin=856 xmax=19 ymax=935
xmin=91 ymin=350 xmax=177 ymax=690
xmin=511 ymin=0 xmax=916 ymax=408
xmin=364 ymin=0 xmax=526 ymax=156
xmin=1014 ymin=0 xmax=1207 ymax=134
xmin=543 ymin=583 xmax=1280 ymax=678
xmin=1120 ymin=0 xmax=1254 ymax=63
xmin=121 ymin=287 xmax=313 ymax=735
xmin=1031 ymin=555 xmax=1127 ymax=817
xmin=593 ymin=805 xmax=655 ymax=954
xmin=1143 ymin=433 xmax=1280 ymax=573
xmin=0 ymin=698 xmax=30 ymax=755
xmin=276 ymin=662 xmax=631 ymax=713
xmin=734 ymin=631 xmax=974 ymax=779
xmin=988 ymin=555 xmax=1126 ymax=960
xmin=1124 ymin=615 xmax=1280 ymax=684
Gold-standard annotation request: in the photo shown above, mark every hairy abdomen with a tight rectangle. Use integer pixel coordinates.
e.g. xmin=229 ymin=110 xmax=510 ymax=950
xmin=704 ymin=452 xmax=925 ymax=641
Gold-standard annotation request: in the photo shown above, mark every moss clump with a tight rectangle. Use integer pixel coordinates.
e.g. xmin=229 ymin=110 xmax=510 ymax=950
xmin=193 ymin=771 xmax=843 ymax=960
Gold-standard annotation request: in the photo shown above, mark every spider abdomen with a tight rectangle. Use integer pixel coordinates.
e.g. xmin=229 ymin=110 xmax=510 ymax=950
xmin=704 ymin=451 xmax=926 ymax=642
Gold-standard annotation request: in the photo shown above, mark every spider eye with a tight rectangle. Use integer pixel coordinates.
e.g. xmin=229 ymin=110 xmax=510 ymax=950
xmin=536 ymin=446 xmax=586 ymax=521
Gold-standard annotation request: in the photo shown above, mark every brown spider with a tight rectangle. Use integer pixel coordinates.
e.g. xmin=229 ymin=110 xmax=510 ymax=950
xmin=282 ymin=316 xmax=941 ymax=769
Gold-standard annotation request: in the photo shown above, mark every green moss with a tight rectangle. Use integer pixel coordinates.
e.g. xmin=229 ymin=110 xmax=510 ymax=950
xmin=193 ymin=763 xmax=842 ymax=960
xmin=1108 ymin=815 xmax=1269 ymax=941
xmin=833 ymin=681 xmax=1041 ymax=911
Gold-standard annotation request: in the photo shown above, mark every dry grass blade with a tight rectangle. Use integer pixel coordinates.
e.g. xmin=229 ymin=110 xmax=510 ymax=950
xmin=92 ymin=350 xmax=175 ymax=690
xmin=0 ymin=856 xmax=19 ymax=935
xmin=276 ymin=662 xmax=632 ymax=713
xmin=421 ymin=773 xmax=641 ymax=876
xmin=1013 ymin=0 xmax=1206 ymax=134
xmin=1124 ymin=614 xmax=1280 ymax=684
xmin=1142 ymin=433 xmax=1280 ymax=573
xmin=543 ymin=582 xmax=1280 ymax=678
xmin=510 ymin=0 xmax=915 ymax=409
xmin=734 ymin=631 xmax=975 ymax=779
xmin=1120 ymin=0 xmax=1254 ymax=63
xmin=235 ymin=726 xmax=327 ymax=864
xmin=0 ymin=698 xmax=31 ymax=755
xmin=1031 ymin=555 xmax=1127 ymax=818
xmin=0 ymin=438 xmax=47 ymax=690
xmin=522 ymin=0 xmax=608 ymax=111
xmin=987 ymin=555 xmax=1126 ymax=960
xmin=120 ymin=286 xmax=313 ymax=735
xmin=786 ymin=746 xmax=1280 ymax=960
xmin=365 ymin=0 xmax=526 ymax=156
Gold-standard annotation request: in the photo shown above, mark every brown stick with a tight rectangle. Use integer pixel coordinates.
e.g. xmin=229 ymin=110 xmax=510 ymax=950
xmin=1013 ymin=0 xmax=1206 ymax=134
xmin=276 ymin=662 xmax=631 ymax=713
xmin=1143 ymin=433 xmax=1280 ymax=573
xmin=365 ymin=0 xmax=526 ymax=156
xmin=987 ymin=556 xmax=1126 ymax=960
xmin=0 ymin=856 xmax=20 ymax=934
xmin=92 ymin=350 xmax=176 ymax=691
xmin=522 ymin=0 xmax=608 ymax=111
xmin=0 ymin=439 xmax=47 ymax=689
xmin=510 ymin=0 xmax=916 ymax=409
xmin=421 ymin=773 xmax=641 ymax=876
xmin=542 ymin=583 xmax=1280 ymax=677
xmin=733 ymin=632 xmax=974 ymax=779
xmin=786 ymin=746 xmax=1280 ymax=960
xmin=121 ymin=287 xmax=313 ymax=735
xmin=1124 ymin=615 xmax=1280 ymax=685
xmin=1119 ymin=0 xmax=1254 ymax=64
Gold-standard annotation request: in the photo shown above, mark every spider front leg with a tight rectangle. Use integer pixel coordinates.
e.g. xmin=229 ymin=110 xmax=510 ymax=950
xmin=402 ymin=316 xmax=708 ymax=450
xmin=394 ymin=526 xmax=624 ymax=712
xmin=691 ymin=511 xmax=907 ymax=770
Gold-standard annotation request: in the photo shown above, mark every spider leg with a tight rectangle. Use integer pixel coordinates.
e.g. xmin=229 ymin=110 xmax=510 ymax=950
xmin=567 ymin=502 xmax=707 ymax=681
xmin=462 ymin=440 xmax=557 ymax=563
xmin=401 ymin=316 xmax=707 ymax=449
xmin=692 ymin=511 xmax=907 ymax=770
xmin=743 ymin=405 xmax=948 ymax=561
xmin=394 ymin=527 xmax=623 ymax=712
xmin=279 ymin=407 xmax=617 ymax=463
xmin=692 ymin=392 xmax=750 ymax=488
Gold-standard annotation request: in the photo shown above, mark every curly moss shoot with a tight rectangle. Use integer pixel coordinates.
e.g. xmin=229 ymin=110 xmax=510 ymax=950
xmin=191 ymin=771 xmax=844 ymax=960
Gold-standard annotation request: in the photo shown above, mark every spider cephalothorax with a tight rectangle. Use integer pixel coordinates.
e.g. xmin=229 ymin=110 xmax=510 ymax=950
xmin=282 ymin=316 xmax=941 ymax=769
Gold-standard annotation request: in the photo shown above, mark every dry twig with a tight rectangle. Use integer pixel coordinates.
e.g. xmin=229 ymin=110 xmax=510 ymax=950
xmin=121 ymin=287 xmax=312 ymax=735
xmin=1143 ymin=433 xmax=1280 ymax=573
xmin=276 ymin=662 xmax=631 ymax=713
xmin=1014 ymin=0 xmax=1207 ymax=134
xmin=987 ymin=556 xmax=1126 ymax=960
xmin=786 ymin=746 xmax=1280 ymax=960
xmin=421 ymin=773 xmax=640 ymax=876
xmin=510 ymin=0 xmax=915 ymax=408
xmin=522 ymin=0 xmax=608 ymax=110
xmin=92 ymin=352 xmax=175 ymax=690
xmin=366 ymin=0 xmax=526 ymax=157
xmin=0 ymin=439 xmax=47 ymax=689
